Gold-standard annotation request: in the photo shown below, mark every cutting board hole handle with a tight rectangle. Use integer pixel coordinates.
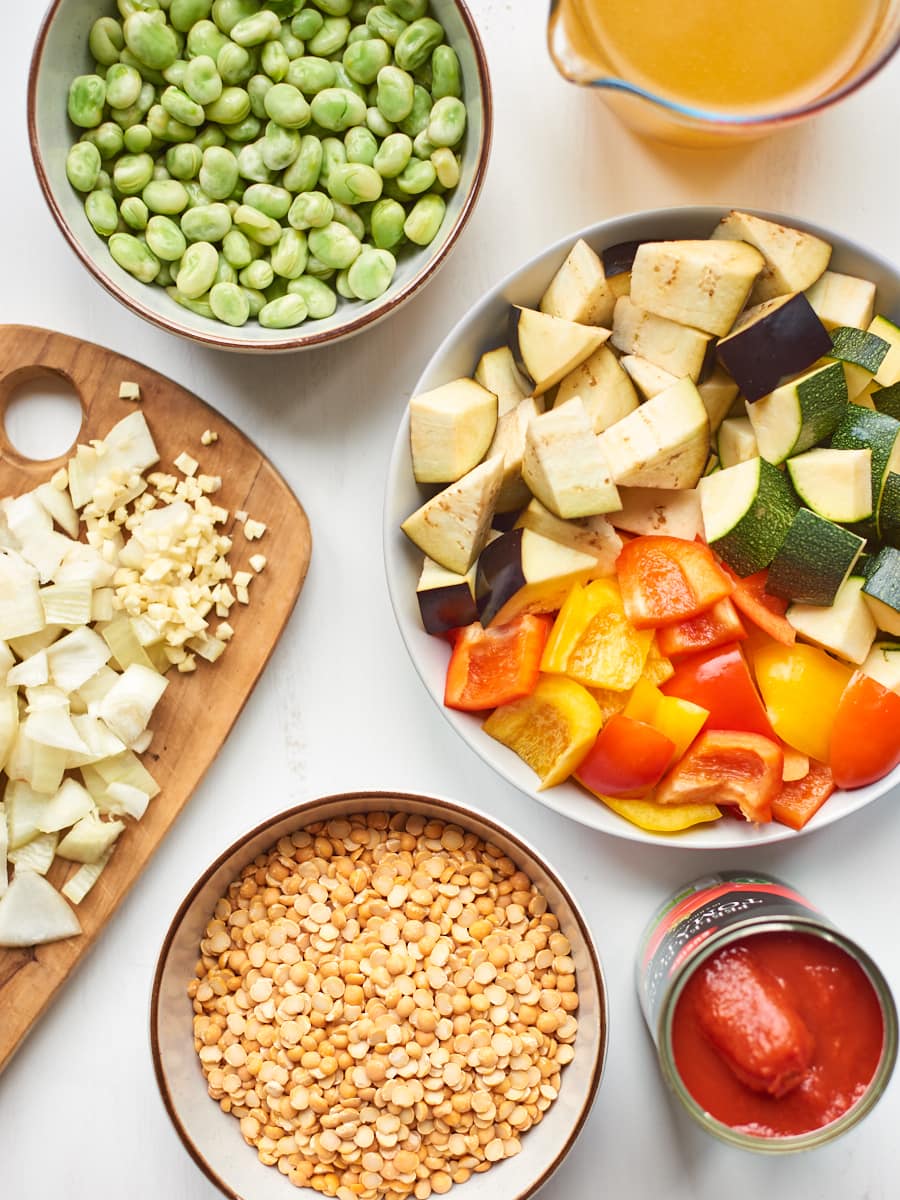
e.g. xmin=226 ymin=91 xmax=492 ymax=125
xmin=1 ymin=369 xmax=85 ymax=465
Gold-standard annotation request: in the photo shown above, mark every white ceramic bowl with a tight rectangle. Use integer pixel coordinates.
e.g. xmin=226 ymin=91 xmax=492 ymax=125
xmin=28 ymin=0 xmax=491 ymax=352
xmin=151 ymin=790 xmax=608 ymax=1200
xmin=383 ymin=205 xmax=900 ymax=849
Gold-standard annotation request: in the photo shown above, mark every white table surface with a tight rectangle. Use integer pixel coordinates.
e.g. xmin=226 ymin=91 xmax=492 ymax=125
xmin=3 ymin=4 xmax=900 ymax=1198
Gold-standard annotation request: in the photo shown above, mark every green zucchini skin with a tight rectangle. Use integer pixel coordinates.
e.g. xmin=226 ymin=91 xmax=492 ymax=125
xmin=766 ymin=508 xmax=864 ymax=606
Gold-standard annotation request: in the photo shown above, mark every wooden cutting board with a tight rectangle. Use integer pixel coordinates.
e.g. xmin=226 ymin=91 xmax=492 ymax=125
xmin=0 ymin=325 xmax=312 ymax=1073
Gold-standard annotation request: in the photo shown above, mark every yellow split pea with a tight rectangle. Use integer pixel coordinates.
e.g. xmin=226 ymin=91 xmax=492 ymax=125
xmin=188 ymin=811 xmax=579 ymax=1200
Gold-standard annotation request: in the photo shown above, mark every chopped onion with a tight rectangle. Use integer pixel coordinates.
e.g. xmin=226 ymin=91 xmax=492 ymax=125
xmin=67 ymin=714 xmax=126 ymax=767
xmin=0 ymin=870 xmax=81 ymax=946
xmin=61 ymin=849 xmax=113 ymax=904
xmin=0 ymin=550 xmax=45 ymax=640
xmin=8 ymin=830 xmax=58 ymax=875
xmin=0 ymin=686 xmax=19 ymax=772
xmin=34 ymin=481 xmax=80 ymax=539
xmin=5 ymin=779 xmax=48 ymax=849
xmin=8 ymin=650 xmax=50 ymax=688
xmin=36 ymin=778 xmax=95 ymax=833
xmin=56 ymin=810 xmax=124 ymax=864
xmin=40 ymin=581 xmax=93 ymax=627
xmin=103 ymin=781 xmax=150 ymax=820
xmin=0 ymin=801 xmax=7 ymax=897
xmin=47 ymin=626 xmax=112 ymax=692
xmin=97 ymin=664 xmax=168 ymax=747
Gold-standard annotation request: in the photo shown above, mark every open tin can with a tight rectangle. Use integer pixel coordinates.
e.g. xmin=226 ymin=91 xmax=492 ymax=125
xmin=636 ymin=870 xmax=897 ymax=1152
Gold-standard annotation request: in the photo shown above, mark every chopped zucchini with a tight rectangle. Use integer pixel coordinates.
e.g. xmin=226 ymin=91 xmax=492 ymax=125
xmin=869 ymin=315 xmax=900 ymax=386
xmin=746 ymin=360 xmax=848 ymax=463
xmin=860 ymin=642 xmax=900 ymax=692
xmin=788 ymin=575 xmax=876 ymax=665
xmin=766 ymin=509 xmax=864 ymax=606
xmin=861 ymin=547 xmax=900 ymax=635
xmin=830 ymin=403 xmax=900 ymax=538
xmin=699 ymin=456 xmax=798 ymax=576
xmin=786 ymin=447 xmax=873 ymax=523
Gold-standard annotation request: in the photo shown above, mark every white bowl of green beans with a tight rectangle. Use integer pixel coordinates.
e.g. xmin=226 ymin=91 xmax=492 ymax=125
xmin=28 ymin=0 xmax=492 ymax=352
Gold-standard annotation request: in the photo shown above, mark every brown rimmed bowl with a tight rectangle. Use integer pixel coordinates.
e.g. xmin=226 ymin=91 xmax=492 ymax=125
xmin=28 ymin=1 xmax=491 ymax=353
xmin=151 ymin=790 xmax=608 ymax=1200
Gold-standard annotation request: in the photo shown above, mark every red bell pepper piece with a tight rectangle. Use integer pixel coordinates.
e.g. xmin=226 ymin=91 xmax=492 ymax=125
xmin=616 ymin=536 xmax=733 ymax=629
xmin=830 ymin=672 xmax=900 ymax=789
xmin=655 ymin=729 xmax=783 ymax=822
xmin=575 ymin=714 xmax=675 ymax=798
xmin=661 ymin=643 xmax=776 ymax=739
xmin=444 ymin=614 xmax=552 ymax=712
xmin=721 ymin=565 xmax=796 ymax=646
xmin=692 ymin=944 xmax=814 ymax=1098
xmin=771 ymin=761 xmax=836 ymax=830
xmin=656 ymin=597 xmax=747 ymax=660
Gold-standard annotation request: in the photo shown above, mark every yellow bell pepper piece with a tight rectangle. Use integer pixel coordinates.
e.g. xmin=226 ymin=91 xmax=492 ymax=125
xmin=752 ymin=641 xmax=853 ymax=763
xmin=541 ymin=578 xmax=653 ymax=691
xmin=623 ymin=679 xmax=709 ymax=761
xmin=589 ymin=791 xmax=722 ymax=833
xmin=589 ymin=686 xmax=630 ymax=724
xmin=642 ymin=638 xmax=674 ymax=686
xmin=483 ymin=674 xmax=602 ymax=790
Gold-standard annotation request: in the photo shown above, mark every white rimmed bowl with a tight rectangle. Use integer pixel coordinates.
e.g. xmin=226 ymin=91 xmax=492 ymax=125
xmin=28 ymin=0 xmax=491 ymax=353
xmin=151 ymin=790 xmax=608 ymax=1200
xmin=383 ymin=205 xmax=900 ymax=849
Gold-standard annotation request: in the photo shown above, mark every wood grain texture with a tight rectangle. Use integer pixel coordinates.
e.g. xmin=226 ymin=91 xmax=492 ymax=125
xmin=0 ymin=325 xmax=311 ymax=1074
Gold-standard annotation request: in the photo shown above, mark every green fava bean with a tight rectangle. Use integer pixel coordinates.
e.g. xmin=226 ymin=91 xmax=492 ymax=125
xmin=194 ymin=128 xmax=227 ymax=153
xmin=184 ymin=56 xmax=223 ymax=106
xmin=114 ymin=152 xmax=155 ymax=194
xmin=396 ymin=156 xmax=434 ymax=195
xmin=120 ymin=195 xmax=149 ymax=230
xmin=162 ymin=85 xmax=206 ymax=126
xmin=163 ymin=58 xmax=189 ymax=88
xmin=187 ymin=19 xmax=229 ymax=58
xmin=403 ymin=191 xmax=444 ymax=245
xmin=342 ymin=37 xmax=391 ymax=85
xmin=430 ymin=145 xmax=459 ymax=188
xmin=412 ymin=128 xmax=435 ymax=159
xmin=239 ymin=285 xmax=264 ymax=316
xmin=85 ymin=189 xmax=120 ymax=236
xmin=278 ymin=26 xmax=304 ymax=58
xmin=287 ymin=276 xmax=336 ymax=319
xmin=155 ymin=261 xmax=175 ymax=287
xmin=345 ymin=125 xmax=378 ymax=165
xmin=145 ymin=213 xmax=187 ymax=259
xmin=365 ymin=106 xmax=393 ymax=138
xmin=259 ymin=294 xmax=307 ymax=328
xmin=211 ymin=0 xmax=258 ymax=34
xmin=239 ymin=258 xmax=274 ymax=289
xmin=123 ymin=123 xmax=153 ymax=152
xmin=281 ymin=135 xmax=323 ymax=191
xmin=89 ymin=17 xmax=125 ymax=66
xmin=265 ymin=83 xmax=311 ymax=129
xmin=370 ymin=196 xmax=405 ymax=249
xmin=199 ymin=146 xmax=240 ymax=198
xmin=181 ymin=201 xmax=233 ymax=240
xmin=215 ymin=257 xmax=239 ymax=285
xmin=287 ymin=56 xmax=336 ymax=94
xmin=305 ymin=254 xmax=335 ymax=280
xmin=147 ymin=104 xmax=196 ymax=142
xmin=366 ymin=5 xmax=406 ymax=45
xmin=241 ymin=182 xmax=290 ymax=219
xmin=347 ymin=245 xmax=395 ymax=299
xmin=166 ymin=142 xmax=203 ymax=179
xmin=397 ymin=83 xmax=430 ymax=136
xmin=248 ymin=73 xmax=273 ymax=117
xmin=167 ymin=286 xmax=215 ymax=318
xmin=350 ymin=0 xmax=375 ymax=20
xmin=204 ymin=86 xmax=251 ymax=124
xmin=66 ymin=142 xmax=102 ymax=192
xmin=307 ymin=220 xmax=361 ymax=269
xmin=385 ymin=0 xmax=426 ymax=20
xmin=291 ymin=8 xmax=323 ymax=39
xmin=143 ymin=178 xmax=190 ymax=213
xmin=209 ymin=281 xmax=250 ymax=325
xmin=124 ymin=12 xmax=179 ymax=70
xmin=236 ymin=140 xmax=273 ymax=182
xmin=331 ymin=200 xmax=365 ymax=240
xmin=217 ymin=41 xmax=254 ymax=85
xmin=230 ymin=10 xmax=281 ymax=45
xmin=183 ymin=180 xmax=213 ymax=206
xmin=335 ymin=267 xmax=354 ymax=299
xmin=170 ymin=0 xmax=213 ymax=31
xmin=95 ymin=168 xmax=113 ymax=192
xmin=327 ymin=162 xmax=382 ymax=204
xmin=262 ymin=122 xmax=301 ymax=170
xmin=287 ymin=190 xmax=333 ymax=229
xmin=68 ymin=75 xmax=106 ymax=129
xmin=222 ymin=228 xmax=254 ymax=266
xmin=109 ymin=232 xmax=161 ymax=282
xmin=393 ymin=17 xmax=443 ymax=71
xmin=261 ymin=40 xmax=290 ymax=82
xmin=316 ymin=0 xmax=352 ymax=14
xmin=372 ymin=130 xmax=411 ymax=177
xmin=105 ymin=63 xmax=143 ymax=109
xmin=431 ymin=44 xmax=461 ymax=99
xmin=84 ymin=122 xmax=126 ymax=160
xmin=225 ymin=115 xmax=261 ymax=142
xmin=310 ymin=87 xmax=366 ymax=131
xmin=177 ymin=240 xmax=219 ymax=297
xmin=428 ymin=95 xmax=466 ymax=147
xmin=318 ymin=136 xmax=347 ymax=186
xmin=234 ymin=203 xmax=282 ymax=244
xmin=376 ymin=65 xmax=414 ymax=122
xmin=117 ymin=0 xmax=160 ymax=17
xmin=271 ymin=227 xmax=308 ymax=278
xmin=331 ymin=64 xmax=367 ymax=100
xmin=307 ymin=17 xmax=351 ymax=56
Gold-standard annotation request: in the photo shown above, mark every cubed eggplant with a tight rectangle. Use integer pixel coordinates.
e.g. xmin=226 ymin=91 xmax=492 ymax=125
xmin=476 ymin=527 xmax=603 ymax=627
xmin=416 ymin=557 xmax=479 ymax=635
xmin=716 ymin=292 xmax=833 ymax=402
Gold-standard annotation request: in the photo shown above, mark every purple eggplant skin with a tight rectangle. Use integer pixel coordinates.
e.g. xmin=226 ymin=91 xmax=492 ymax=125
xmin=602 ymin=239 xmax=649 ymax=277
xmin=717 ymin=292 xmax=834 ymax=402
xmin=507 ymin=307 xmax=534 ymax=389
xmin=417 ymin=579 xmax=479 ymax=636
xmin=476 ymin=528 xmax=527 ymax=626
